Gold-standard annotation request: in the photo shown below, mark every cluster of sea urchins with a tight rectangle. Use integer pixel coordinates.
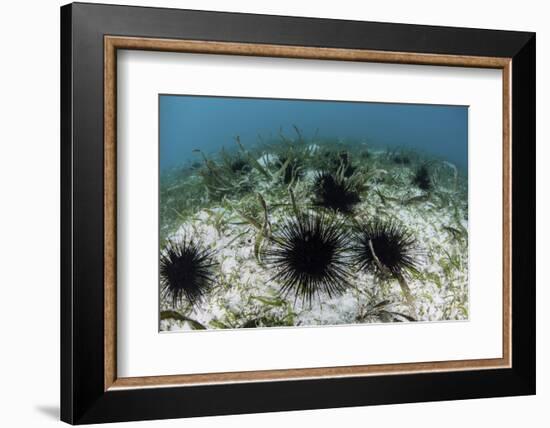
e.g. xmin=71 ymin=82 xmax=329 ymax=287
xmin=160 ymin=238 xmax=218 ymax=308
xmin=265 ymin=215 xmax=420 ymax=304
xmin=160 ymin=220 xmax=421 ymax=310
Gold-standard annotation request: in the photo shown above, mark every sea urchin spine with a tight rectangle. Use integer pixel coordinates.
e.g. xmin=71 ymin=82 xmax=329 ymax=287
xmin=160 ymin=238 xmax=218 ymax=308
xmin=264 ymin=213 xmax=353 ymax=305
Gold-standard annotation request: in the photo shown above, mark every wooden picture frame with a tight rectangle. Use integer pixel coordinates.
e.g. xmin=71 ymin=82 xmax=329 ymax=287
xmin=61 ymin=2 xmax=535 ymax=424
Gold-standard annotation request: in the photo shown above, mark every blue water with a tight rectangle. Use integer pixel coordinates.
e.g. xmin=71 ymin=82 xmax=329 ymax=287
xmin=159 ymin=95 xmax=468 ymax=171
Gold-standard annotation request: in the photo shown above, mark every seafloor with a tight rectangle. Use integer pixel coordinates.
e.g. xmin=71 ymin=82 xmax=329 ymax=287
xmin=159 ymin=130 xmax=468 ymax=331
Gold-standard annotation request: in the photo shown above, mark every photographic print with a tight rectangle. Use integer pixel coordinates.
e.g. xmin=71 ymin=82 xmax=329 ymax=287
xmin=159 ymin=95 xmax=468 ymax=332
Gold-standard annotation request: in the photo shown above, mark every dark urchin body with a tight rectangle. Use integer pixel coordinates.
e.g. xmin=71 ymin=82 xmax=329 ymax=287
xmin=264 ymin=213 xmax=353 ymax=304
xmin=352 ymin=220 xmax=420 ymax=278
xmin=413 ymin=165 xmax=431 ymax=191
xmin=313 ymin=172 xmax=360 ymax=214
xmin=230 ymin=157 xmax=251 ymax=174
xmin=160 ymin=239 xmax=218 ymax=308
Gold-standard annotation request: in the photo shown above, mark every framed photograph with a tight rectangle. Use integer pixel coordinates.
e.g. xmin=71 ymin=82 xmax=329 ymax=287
xmin=61 ymin=2 xmax=535 ymax=424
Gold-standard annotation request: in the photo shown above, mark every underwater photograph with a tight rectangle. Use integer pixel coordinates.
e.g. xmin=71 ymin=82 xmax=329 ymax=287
xmin=159 ymin=95 xmax=469 ymax=332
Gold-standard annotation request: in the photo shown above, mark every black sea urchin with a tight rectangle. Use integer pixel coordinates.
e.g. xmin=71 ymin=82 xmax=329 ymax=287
xmin=160 ymin=238 xmax=218 ymax=308
xmin=413 ymin=165 xmax=431 ymax=190
xmin=352 ymin=220 xmax=420 ymax=278
xmin=265 ymin=213 xmax=352 ymax=304
xmin=313 ymin=172 xmax=360 ymax=214
xmin=230 ymin=157 xmax=251 ymax=174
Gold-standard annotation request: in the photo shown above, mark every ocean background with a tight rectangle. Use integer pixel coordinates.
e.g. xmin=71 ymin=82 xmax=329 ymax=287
xmin=159 ymin=95 xmax=468 ymax=171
